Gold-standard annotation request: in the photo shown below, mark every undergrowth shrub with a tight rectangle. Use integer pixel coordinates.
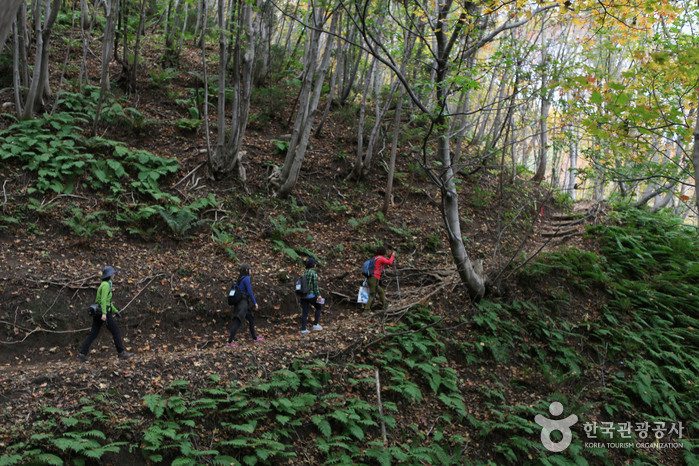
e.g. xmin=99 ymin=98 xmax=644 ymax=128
xmin=469 ymin=206 xmax=699 ymax=464
xmin=0 ymin=114 xmax=179 ymax=199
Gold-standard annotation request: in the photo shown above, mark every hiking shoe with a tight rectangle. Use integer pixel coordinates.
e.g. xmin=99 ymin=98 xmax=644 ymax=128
xmin=118 ymin=351 xmax=134 ymax=360
xmin=253 ymin=336 xmax=264 ymax=344
xmin=312 ymin=324 xmax=323 ymax=331
xmin=226 ymin=342 xmax=238 ymax=348
xmin=300 ymin=329 xmax=310 ymax=335
xmin=77 ymin=353 xmax=90 ymax=362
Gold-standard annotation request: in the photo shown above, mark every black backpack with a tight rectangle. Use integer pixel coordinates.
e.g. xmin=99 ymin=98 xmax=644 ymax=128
xmin=87 ymin=303 xmax=101 ymax=316
xmin=228 ymin=278 xmax=246 ymax=305
xmin=295 ymin=273 xmax=310 ymax=296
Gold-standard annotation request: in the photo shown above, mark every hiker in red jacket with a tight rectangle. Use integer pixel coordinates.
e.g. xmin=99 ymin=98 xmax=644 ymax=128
xmin=364 ymin=246 xmax=394 ymax=312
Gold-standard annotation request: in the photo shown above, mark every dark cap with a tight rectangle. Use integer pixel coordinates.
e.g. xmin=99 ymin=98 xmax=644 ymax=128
xmin=101 ymin=266 xmax=117 ymax=280
xmin=304 ymin=257 xmax=317 ymax=268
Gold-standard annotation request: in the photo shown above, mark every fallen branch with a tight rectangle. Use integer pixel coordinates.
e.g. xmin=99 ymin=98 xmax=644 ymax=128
xmin=173 ymin=161 xmax=206 ymax=188
xmin=121 ymin=274 xmax=166 ymax=313
xmin=0 ymin=320 xmax=89 ymax=345
xmin=30 ymin=274 xmax=99 ymax=290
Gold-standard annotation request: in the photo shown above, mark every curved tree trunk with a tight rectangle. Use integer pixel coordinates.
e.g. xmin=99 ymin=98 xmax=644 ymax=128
xmin=432 ymin=1 xmax=485 ymax=300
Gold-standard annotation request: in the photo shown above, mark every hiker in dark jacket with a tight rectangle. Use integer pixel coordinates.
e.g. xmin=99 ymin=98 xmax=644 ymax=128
xmin=364 ymin=246 xmax=395 ymax=312
xmin=227 ymin=264 xmax=264 ymax=348
xmin=78 ymin=266 xmax=134 ymax=362
xmin=300 ymin=257 xmax=323 ymax=334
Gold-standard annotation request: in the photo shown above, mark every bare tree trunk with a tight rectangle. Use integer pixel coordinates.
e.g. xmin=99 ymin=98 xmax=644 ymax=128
xmin=274 ymin=7 xmax=337 ymax=197
xmin=192 ymin=0 xmax=201 ymax=43
xmin=162 ymin=0 xmax=184 ymax=66
xmin=78 ymin=0 xmax=94 ymax=91
xmin=12 ymin=21 xmax=25 ymax=116
xmin=21 ymin=0 xmax=62 ymax=120
xmin=92 ymin=0 xmax=119 ymax=134
xmin=531 ymin=72 xmax=550 ymax=183
xmin=348 ymin=57 xmax=375 ymax=180
xmin=564 ymin=125 xmax=578 ymax=199
xmin=471 ymin=64 xmax=500 ymax=148
xmin=214 ymin=0 xmax=226 ymax=158
xmin=338 ymin=30 xmax=362 ymax=105
xmin=432 ymin=2 xmax=485 ymax=300
xmin=382 ymin=85 xmax=404 ymax=215
xmin=210 ymin=0 xmax=256 ymax=179
xmin=483 ymin=68 xmax=511 ymax=159
xmin=0 ymin=0 xmax=23 ymax=53
xmin=693 ymin=104 xmax=699 ymax=227
xmin=314 ymin=20 xmax=342 ymax=138
xmin=128 ymin=0 xmax=148 ymax=94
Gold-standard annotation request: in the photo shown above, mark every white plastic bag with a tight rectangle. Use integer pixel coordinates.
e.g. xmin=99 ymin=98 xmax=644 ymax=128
xmin=357 ymin=283 xmax=369 ymax=304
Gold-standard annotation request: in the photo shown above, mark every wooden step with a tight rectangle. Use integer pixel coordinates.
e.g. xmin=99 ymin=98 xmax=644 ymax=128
xmin=541 ymin=227 xmax=580 ymax=238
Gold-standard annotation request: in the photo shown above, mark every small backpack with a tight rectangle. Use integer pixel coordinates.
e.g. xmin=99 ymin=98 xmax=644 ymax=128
xmin=362 ymin=258 xmax=376 ymax=278
xmin=87 ymin=303 xmax=101 ymax=316
xmin=228 ymin=278 xmax=246 ymax=305
xmin=295 ymin=273 xmax=310 ymax=296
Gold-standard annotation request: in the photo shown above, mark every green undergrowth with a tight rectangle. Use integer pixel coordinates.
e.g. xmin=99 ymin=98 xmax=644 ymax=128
xmin=0 ymin=207 xmax=696 ymax=465
xmin=465 ymin=206 xmax=698 ymax=464
xmin=0 ymin=309 xmax=470 ymax=465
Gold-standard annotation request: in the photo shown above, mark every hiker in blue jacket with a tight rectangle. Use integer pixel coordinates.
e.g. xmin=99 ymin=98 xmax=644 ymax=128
xmin=300 ymin=257 xmax=323 ymax=334
xmin=227 ymin=264 xmax=264 ymax=348
xmin=78 ymin=266 xmax=134 ymax=362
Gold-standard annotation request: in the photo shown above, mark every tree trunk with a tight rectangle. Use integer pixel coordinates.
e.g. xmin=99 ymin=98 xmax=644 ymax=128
xmin=210 ymin=0 xmax=256 ymax=180
xmin=92 ymin=0 xmax=119 ymax=134
xmin=693 ymin=104 xmax=699 ymax=227
xmin=0 ymin=0 xmax=23 ymax=53
xmin=382 ymin=85 xmax=404 ymax=215
xmin=314 ymin=22 xmax=341 ymax=138
xmin=348 ymin=57 xmax=375 ymax=180
xmin=360 ymin=76 xmax=397 ymax=179
xmin=129 ymin=0 xmax=148 ymax=94
xmin=274 ymin=7 xmax=336 ymax=197
xmin=531 ymin=69 xmax=550 ymax=183
xmin=338 ymin=33 xmax=362 ymax=105
xmin=432 ymin=2 xmax=485 ymax=300
xmin=78 ymin=0 xmax=94 ymax=91
xmin=21 ymin=0 xmax=62 ymax=120
xmin=12 ymin=21 xmax=24 ymax=116
xmin=564 ymin=125 xmax=578 ymax=199
xmin=214 ymin=0 xmax=226 ymax=157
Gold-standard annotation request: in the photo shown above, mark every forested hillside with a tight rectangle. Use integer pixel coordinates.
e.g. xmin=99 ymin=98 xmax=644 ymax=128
xmin=0 ymin=0 xmax=697 ymax=464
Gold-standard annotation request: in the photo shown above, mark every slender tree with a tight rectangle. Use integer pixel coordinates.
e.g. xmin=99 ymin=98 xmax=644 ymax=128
xmin=0 ymin=0 xmax=24 ymax=53
xmin=272 ymin=4 xmax=338 ymax=197
xmin=209 ymin=0 xmax=258 ymax=180
xmin=92 ymin=0 xmax=120 ymax=133
xmin=21 ymin=0 xmax=62 ymax=120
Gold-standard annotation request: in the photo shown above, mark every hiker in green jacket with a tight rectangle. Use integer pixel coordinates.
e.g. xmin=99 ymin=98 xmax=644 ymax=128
xmin=78 ymin=266 xmax=134 ymax=362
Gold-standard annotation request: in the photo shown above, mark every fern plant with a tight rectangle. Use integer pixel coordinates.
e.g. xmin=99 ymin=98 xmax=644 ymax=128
xmin=158 ymin=206 xmax=207 ymax=237
xmin=62 ymin=206 xmax=117 ymax=238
